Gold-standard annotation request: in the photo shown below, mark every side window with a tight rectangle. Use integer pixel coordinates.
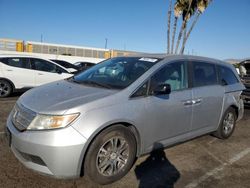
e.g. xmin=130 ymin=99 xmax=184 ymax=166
xmin=56 ymin=65 xmax=68 ymax=73
xmin=219 ymin=66 xmax=239 ymax=85
xmin=3 ymin=58 xmax=30 ymax=69
xmin=131 ymin=81 xmax=149 ymax=98
xmin=192 ymin=61 xmax=217 ymax=87
xmin=150 ymin=61 xmax=188 ymax=92
xmin=31 ymin=58 xmax=57 ymax=73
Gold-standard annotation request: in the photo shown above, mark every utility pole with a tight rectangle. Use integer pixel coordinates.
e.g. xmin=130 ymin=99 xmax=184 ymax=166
xmin=40 ymin=34 xmax=43 ymax=43
xmin=105 ymin=38 xmax=108 ymax=49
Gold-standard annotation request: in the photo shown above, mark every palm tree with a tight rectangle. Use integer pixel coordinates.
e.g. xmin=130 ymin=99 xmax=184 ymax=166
xmin=174 ymin=0 xmax=196 ymax=54
xmin=170 ymin=0 xmax=185 ymax=54
xmin=167 ymin=0 xmax=173 ymax=54
xmin=179 ymin=0 xmax=211 ymax=54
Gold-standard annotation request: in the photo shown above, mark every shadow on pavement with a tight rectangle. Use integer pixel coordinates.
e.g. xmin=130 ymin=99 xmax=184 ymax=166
xmin=134 ymin=143 xmax=180 ymax=188
xmin=0 ymin=91 xmax=25 ymax=101
xmin=10 ymin=91 xmax=25 ymax=97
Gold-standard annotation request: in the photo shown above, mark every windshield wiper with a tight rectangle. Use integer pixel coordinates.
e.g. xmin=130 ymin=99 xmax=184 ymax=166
xmin=81 ymin=80 xmax=112 ymax=89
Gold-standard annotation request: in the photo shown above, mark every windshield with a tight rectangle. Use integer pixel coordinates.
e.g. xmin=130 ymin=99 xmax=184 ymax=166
xmin=72 ymin=57 xmax=161 ymax=89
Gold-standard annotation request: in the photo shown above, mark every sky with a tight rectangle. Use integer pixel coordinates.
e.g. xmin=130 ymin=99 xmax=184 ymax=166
xmin=0 ymin=0 xmax=250 ymax=60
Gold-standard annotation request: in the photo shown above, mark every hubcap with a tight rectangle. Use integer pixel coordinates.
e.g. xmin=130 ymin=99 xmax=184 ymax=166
xmin=223 ymin=112 xmax=235 ymax=135
xmin=0 ymin=82 xmax=9 ymax=96
xmin=96 ymin=136 xmax=129 ymax=176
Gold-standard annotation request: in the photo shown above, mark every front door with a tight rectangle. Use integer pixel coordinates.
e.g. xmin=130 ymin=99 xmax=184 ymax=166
xmin=30 ymin=58 xmax=72 ymax=86
xmin=141 ymin=61 xmax=193 ymax=149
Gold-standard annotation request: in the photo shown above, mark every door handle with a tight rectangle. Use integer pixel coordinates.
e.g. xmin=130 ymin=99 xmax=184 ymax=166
xmin=193 ymin=98 xmax=202 ymax=105
xmin=6 ymin=69 xmax=13 ymax=71
xmin=183 ymin=100 xmax=193 ymax=106
xmin=183 ymin=98 xmax=202 ymax=106
xmin=38 ymin=73 xmax=44 ymax=75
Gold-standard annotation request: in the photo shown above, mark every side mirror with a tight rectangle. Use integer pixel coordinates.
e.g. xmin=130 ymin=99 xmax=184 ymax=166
xmin=153 ymin=83 xmax=171 ymax=95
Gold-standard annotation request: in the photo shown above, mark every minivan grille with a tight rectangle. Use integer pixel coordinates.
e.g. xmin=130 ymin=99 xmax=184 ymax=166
xmin=12 ymin=104 xmax=36 ymax=131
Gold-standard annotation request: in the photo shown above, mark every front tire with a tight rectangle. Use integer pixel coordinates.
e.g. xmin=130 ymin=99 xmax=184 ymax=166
xmin=84 ymin=125 xmax=136 ymax=185
xmin=213 ymin=107 xmax=236 ymax=139
xmin=0 ymin=79 xmax=12 ymax=98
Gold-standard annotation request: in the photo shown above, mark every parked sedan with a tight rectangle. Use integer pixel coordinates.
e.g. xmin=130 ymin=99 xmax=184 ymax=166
xmin=5 ymin=55 xmax=245 ymax=184
xmin=0 ymin=55 xmax=73 ymax=97
xmin=50 ymin=59 xmax=80 ymax=73
xmin=74 ymin=61 xmax=95 ymax=71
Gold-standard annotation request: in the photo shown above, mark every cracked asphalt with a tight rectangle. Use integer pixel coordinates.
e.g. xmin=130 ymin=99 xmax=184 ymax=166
xmin=0 ymin=93 xmax=250 ymax=188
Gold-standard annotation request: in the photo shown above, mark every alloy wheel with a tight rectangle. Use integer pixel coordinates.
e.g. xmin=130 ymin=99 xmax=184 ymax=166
xmin=223 ymin=112 xmax=235 ymax=135
xmin=96 ymin=136 xmax=129 ymax=176
xmin=0 ymin=81 xmax=10 ymax=97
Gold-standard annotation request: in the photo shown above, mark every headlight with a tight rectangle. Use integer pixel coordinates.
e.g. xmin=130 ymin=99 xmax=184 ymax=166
xmin=27 ymin=113 xmax=80 ymax=130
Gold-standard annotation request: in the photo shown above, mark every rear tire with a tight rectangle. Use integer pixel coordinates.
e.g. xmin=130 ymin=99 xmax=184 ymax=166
xmin=0 ymin=79 xmax=12 ymax=98
xmin=213 ymin=107 xmax=236 ymax=139
xmin=84 ymin=125 xmax=136 ymax=185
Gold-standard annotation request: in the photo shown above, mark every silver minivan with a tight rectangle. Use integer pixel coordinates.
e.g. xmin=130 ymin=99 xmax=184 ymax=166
xmin=5 ymin=55 xmax=245 ymax=184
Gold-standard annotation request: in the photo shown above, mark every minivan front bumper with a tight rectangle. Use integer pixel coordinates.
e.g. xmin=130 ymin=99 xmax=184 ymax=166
xmin=6 ymin=114 xmax=87 ymax=178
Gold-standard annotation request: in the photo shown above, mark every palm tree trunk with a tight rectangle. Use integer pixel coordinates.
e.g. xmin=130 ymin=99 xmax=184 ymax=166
xmin=180 ymin=27 xmax=187 ymax=54
xmin=174 ymin=20 xmax=186 ymax=54
xmin=180 ymin=12 xmax=201 ymax=54
xmin=174 ymin=0 xmax=193 ymax=54
xmin=167 ymin=0 xmax=172 ymax=54
xmin=171 ymin=17 xmax=178 ymax=54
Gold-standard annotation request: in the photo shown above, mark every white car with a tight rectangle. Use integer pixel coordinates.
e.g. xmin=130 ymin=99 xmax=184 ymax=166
xmin=0 ymin=55 xmax=73 ymax=97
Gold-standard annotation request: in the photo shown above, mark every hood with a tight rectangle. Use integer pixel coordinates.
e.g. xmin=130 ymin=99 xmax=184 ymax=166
xmin=18 ymin=80 xmax=118 ymax=114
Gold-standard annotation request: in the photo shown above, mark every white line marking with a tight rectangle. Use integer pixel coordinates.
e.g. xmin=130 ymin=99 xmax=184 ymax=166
xmin=202 ymin=147 xmax=225 ymax=165
xmin=228 ymin=148 xmax=250 ymax=164
xmin=185 ymin=148 xmax=250 ymax=188
xmin=207 ymin=138 xmax=217 ymax=145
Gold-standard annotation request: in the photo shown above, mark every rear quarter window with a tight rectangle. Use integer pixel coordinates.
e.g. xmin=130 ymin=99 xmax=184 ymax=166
xmin=219 ymin=65 xmax=239 ymax=85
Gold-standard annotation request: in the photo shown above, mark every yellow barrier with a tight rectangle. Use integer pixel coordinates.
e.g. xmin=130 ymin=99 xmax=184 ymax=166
xmin=16 ymin=42 xmax=24 ymax=52
xmin=26 ymin=44 xmax=33 ymax=52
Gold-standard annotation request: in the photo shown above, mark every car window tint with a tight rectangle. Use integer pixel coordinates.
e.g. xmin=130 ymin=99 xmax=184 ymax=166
xmin=52 ymin=60 xmax=77 ymax=69
xmin=3 ymin=58 xmax=30 ymax=69
xmin=192 ymin=61 xmax=217 ymax=87
xmin=76 ymin=62 xmax=95 ymax=68
xmin=56 ymin=65 xmax=68 ymax=73
xmin=150 ymin=61 xmax=188 ymax=92
xmin=131 ymin=81 xmax=149 ymax=98
xmin=219 ymin=66 xmax=238 ymax=85
xmin=57 ymin=61 xmax=68 ymax=67
xmin=32 ymin=58 xmax=57 ymax=73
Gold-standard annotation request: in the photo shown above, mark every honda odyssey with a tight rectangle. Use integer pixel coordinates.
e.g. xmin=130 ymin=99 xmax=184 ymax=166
xmin=5 ymin=55 xmax=245 ymax=184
